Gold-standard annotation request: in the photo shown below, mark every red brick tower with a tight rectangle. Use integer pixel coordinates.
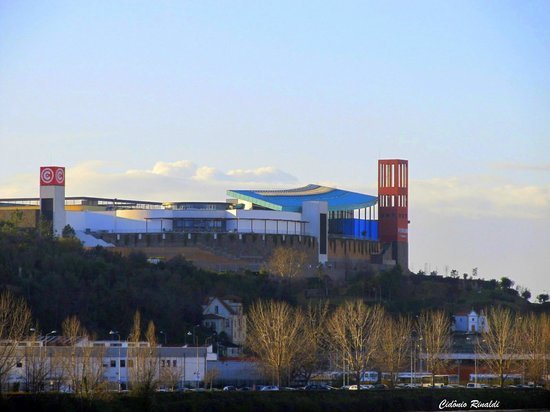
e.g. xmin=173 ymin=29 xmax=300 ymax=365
xmin=378 ymin=159 xmax=409 ymax=270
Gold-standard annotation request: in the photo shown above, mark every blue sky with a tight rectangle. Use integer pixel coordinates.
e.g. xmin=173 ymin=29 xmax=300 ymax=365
xmin=1 ymin=1 xmax=549 ymax=295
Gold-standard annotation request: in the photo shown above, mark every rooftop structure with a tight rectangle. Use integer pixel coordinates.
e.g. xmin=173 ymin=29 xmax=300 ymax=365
xmin=226 ymin=184 xmax=377 ymax=212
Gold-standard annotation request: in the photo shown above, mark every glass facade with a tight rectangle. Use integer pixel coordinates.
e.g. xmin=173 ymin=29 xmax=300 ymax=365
xmin=173 ymin=218 xmax=226 ymax=232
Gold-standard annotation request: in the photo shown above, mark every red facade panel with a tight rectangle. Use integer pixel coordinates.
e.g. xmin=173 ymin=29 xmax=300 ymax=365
xmin=378 ymin=159 xmax=408 ymax=243
xmin=40 ymin=166 xmax=65 ymax=186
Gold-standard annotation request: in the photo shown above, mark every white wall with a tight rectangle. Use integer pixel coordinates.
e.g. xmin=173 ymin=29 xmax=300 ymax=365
xmin=40 ymin=185 xmax=66 ymax=237
xmin=67 ymin=209 xmax=304 ymax=235
xmin=226 ymin=210 xmax=303 ymax=235
xmin=302 ymin=201 xmax=328 ymax=263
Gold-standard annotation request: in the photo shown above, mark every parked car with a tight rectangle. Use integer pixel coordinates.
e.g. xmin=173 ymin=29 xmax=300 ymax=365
xmin=223 ymin=385 xmax=237 ymax=391
xmin=466 ymin=383 xmax=487 ymax=389
xmin=260 ymin=385 xmax=280 ymax=391
xmin=303 ymin=384 xmax=333 ymax=391
xmin=346 ymin=384 xmax=374 ymax=390
xmin=238 ymin=386 xmax=253 ymax=391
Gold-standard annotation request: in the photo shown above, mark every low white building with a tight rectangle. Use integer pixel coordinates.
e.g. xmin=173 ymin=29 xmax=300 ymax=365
xmin=5 ymin=339 xmax=213 ymax=392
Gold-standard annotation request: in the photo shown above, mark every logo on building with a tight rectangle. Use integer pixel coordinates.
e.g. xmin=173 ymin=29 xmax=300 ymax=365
xmin=40 ymin=166 xmax=65 ymax=186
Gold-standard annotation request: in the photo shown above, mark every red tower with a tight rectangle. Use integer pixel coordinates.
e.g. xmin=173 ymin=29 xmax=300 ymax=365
xmin=378 ymin=159 xmax=409 ymax=269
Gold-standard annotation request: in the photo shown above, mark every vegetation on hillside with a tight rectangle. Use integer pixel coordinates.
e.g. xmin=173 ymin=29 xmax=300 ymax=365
xmin=0 ymin=230 xmax=546 ymax=344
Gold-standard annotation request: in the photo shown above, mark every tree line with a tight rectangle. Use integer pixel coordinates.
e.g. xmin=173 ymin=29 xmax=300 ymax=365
xmin=0 ymin=289 xmax=193 ymax=396
xmin=246 ymin=299 xmax=550 ymax=388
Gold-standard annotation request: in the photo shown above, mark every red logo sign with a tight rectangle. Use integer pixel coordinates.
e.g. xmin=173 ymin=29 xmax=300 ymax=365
xmin=40 ymin=166 xmax=65 ymax=186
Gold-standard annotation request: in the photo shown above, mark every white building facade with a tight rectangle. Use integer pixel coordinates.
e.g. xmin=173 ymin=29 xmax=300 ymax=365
xmin=452 ymin=310 xmax=488 ymax=333
xmin=202 ymin=297 xmax=247 ymax=346
xmin=5 ymin=340 xmax=211 ymax=392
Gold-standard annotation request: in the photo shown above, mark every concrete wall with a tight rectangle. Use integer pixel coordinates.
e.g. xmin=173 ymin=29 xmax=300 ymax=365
xmin=40 ymin=185 xmax=66 ymax=236
xmin=209 ymin=359 xmax=264 ymax=386
xmin=96 ymin=232 xmax=386 ymax=281
xmin=99 ymin=232 xmax=320 ymax=273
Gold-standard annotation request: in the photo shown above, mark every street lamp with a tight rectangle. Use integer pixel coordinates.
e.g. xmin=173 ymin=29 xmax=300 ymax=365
xmin=187 ymin=325 xmax=200 ymax=388
xmin=160 ymin=330 xmax=167 ymax=346
xmin=204 ymin=334 xmax=216 ymax=390
xmin=410 ymin=330 xmax=417 ymax=385
xmin=109 ymin=330 xmax=121 ymax=392
xmin=44 ymin=330 xmax=56 ymax=390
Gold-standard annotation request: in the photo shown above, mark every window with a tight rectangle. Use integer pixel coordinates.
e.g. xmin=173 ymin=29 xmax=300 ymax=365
xmin=173 ymin=360 xmax=177 ymax=367
xmin=215 ymin=305 xmax=219 ymax=314
xmin=16 ymin=361 xmax=22 ymax=368
xmin=120 ymin=360 xmax=126 ymax=368
xmin=127 ymin=359 xmax=134 ymax=368
xmin=161 ymin=360 xmax=165 ymax=367
xmin=111 ymin=360 xmax=116 ymax=368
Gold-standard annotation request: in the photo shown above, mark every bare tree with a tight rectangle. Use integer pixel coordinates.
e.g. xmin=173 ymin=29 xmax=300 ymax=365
xmin=266 ymin=247 xmax=308 ymax=282
xmin=327 ymin=300 xmax=384 ymax=389
xmin=417 ymin=310 xmax=451 ymax=387
xmin=376 ymin=313 xmax=412 ymax=387
xmin=159 ymin=359 xmax=184 ymax=391
xmin=204 ymin=367 xmax=219 ymax=390
xmin=543 ymin=313 xmax=550 ymax=389
xmin=0 ymin=291 xmax=32 ymax=392
xmin=291 ymin=300 xmax=329 ymax=385
xmin=246 ymin=300 xmax=307 ymax=386
xmin=518 ymin=313 xmax=548 ymax=387
xmin=478 ymin=306 xmax=518 ymax=388
xmin=23 ymin=328 xmax=48 ymax=392
xmin=128 ymin=311 xmax=159 ymax=394
xmin=61 ymin=315 xmax=107 ymax=398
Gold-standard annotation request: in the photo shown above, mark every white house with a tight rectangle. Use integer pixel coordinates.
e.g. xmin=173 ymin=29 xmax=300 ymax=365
xmin=202 ymin=296 xmax=247 ymax=346
xmin=452 ymin=310 xmax=488 ymax=333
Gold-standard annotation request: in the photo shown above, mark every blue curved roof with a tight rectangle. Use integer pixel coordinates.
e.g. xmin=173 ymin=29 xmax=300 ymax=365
xmin=226 ymin=184 xmax=377 ymax=212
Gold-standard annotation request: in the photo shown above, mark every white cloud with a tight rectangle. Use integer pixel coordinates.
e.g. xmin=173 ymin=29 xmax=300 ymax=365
xmin=411 ymin=176 xmax=550 ymax=219
xmin=192 ymin=166 xmax=223 ymax=181
xmin=149 ymin=160 xmax=196 ymax=177
xmin=0 ymin=160 xmax=299 ymax=201
xmin=226 ymin=166 xmax=297 ymax=183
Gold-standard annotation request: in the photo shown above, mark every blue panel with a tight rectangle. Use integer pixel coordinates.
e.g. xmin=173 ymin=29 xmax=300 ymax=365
xmin=227 ymin=185 xmax=377 ymax=212
xmin=328 ymin=219 xmax=378 ymax=240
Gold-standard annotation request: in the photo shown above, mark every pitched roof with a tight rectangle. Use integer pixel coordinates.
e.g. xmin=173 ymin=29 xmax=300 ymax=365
xmin=203 ymin=296 xmax=236 ymax=315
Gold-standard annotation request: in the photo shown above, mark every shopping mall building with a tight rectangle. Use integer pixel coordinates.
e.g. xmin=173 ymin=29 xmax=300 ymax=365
xmin=0 ymin=160 xmax=409 ymax=278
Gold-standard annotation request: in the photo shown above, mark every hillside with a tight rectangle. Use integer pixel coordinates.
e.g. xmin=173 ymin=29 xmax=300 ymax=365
xmin=0 ymin=230 xmax=545 ymax=344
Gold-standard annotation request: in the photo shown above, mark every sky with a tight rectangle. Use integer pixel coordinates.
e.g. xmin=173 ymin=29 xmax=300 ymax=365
xmin=0 ymin=1 xmax=549 ymax=296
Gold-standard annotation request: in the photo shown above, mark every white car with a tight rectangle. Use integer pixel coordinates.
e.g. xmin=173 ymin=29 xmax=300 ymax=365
xmin=346 ymin=384 xmax=374 ymax=390
xmin=260 ymin=385 xmax=280 ymax=391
